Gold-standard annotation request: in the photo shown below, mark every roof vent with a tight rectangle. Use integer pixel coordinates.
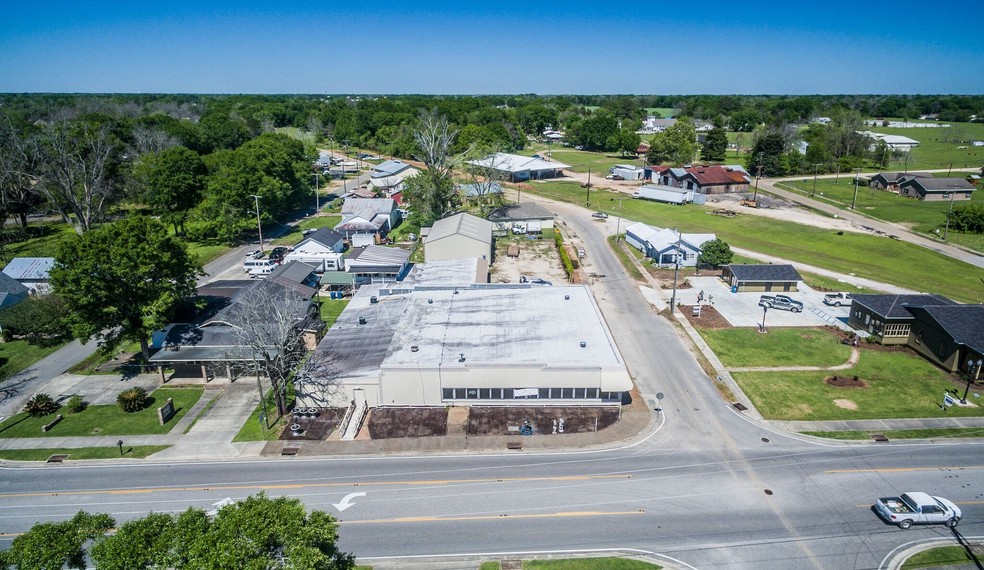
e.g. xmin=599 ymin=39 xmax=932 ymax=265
xmin=453 ymin=289 xmax=459 ymax=294
xmin=458 ymin=353 xmax=466 ymax=362
xmin=358 ymin=316 xmax=367 ymax=325
xmin=579 ymin=341 xmax=586 ymax=348
xmin=370 ymin=296 xmax=378 ymax=304
xmin=427 ymin=299 xmax=433 ymax=304
xmin=411 ymin=345 xmax=419 ymax=352
xmin=564 ymin=295 xmax=570 ymax=300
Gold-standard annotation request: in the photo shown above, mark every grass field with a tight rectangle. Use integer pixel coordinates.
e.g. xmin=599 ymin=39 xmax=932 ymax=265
xmin=776 ymin=175 xmax=984 ymax=253
xmin=699 ymin=327 xmax=851 ymax=368
xmin=524 ymin=143 xmax=641 ymax=175
xmin=901 ymin=545 xmax=982 ymax=569
xmin=803 ymin=427 xmax=984 ymax=440
xmin=0 ymin=387 xmax=203 ymax=437
xmin=0 ymin=445 xmax=170 ymax=461
xmin=320 ymin=299 xmax=349 ymax=327
xmin=731 ymin=349 xmax=982 ymax=421
xmin=525 ymin=558 xmax=662 ymax=569
xmin=864 ymin=121 xmax=984 ymax=170
xmin=525 ymin=180 xmax=983 ymax=303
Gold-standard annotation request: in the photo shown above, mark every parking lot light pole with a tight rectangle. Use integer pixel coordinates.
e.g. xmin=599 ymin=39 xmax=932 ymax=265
xmin=760 ymin=305 xmax=769 ymax=333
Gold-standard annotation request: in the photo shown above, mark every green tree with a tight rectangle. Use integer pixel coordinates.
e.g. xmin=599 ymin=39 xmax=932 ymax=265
xmin=567 ymin=112 xmax=619 ymax=151
xmin=647 ymin=118 xmax=698 ymax=165
xmin=3 ymin=511 xmax=114 ymax=570
xmin=608 ymin=127 xmax=641 ymax=157
xmin=747 ymin=131 xmax=788 ymax=177
xmin=702 ymin=126 xmax=728 ymax=162
xmin=0 ymin=294 xmax=70 ymax=346
xmin=131 ymin=146 xmax=206 ymax=236
xmin=49 ymin=216 xmax=202 ymax=359
xmin=697 ymin=238 xmax=733 ymax=268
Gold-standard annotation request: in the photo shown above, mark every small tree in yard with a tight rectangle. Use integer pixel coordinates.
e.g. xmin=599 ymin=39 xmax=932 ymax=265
xmin=0 ymin=294 xmax=71 ymax=346
xmin=24 ymin=393 xmax=59 ymax=417
xmin=698 ymin=238 xmax=734 ymax=269
xmin=117 ymin=387 xmax=149 ymax=413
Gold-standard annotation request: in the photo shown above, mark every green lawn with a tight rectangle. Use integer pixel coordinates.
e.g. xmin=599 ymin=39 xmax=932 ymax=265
xmin=523 ymin=180 xmax=983 ymax=303
xmin=0 ymin=387 xmax=203 ymax=437
xmin=0 ymin=445 xmax=170 ymax=461
xmin=524 ymin=143 xmax=640 ymax=175
xmin=0 ymin=340 xmax=63 ymax=381
xmin=608 ymin=235 xmax=644 ymax=281
xmin=901 ymin=545 xmax=982 ymax=569
xmin=731 ymin=349 xmax=983 ymax=421
xmin=803 ymin=427 xmax=984 ymax=440
xmin=272 ymin=214 xmax=342 ymax=247
xmin=699 ymin=327 xmax=851 ymax=368
xmin=796 ymin=270 xmax=877 ymax=294
xmin=776 ymin=176 xmax=984 ymax=254
xmin=864 ymin=121 xmax=984 ymax=170
xmin=320 ymin=299 xmax=350 ymax=327
xmin=0 ymin=222 xmax=78 ymax=269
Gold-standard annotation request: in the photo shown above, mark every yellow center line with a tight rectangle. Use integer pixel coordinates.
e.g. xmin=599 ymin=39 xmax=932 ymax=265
xmin=340 ymin=510 xmax=646 ymax=525
xmin=0 ymin=474 xmax=631 ymax=499
xmin=827 ymin=466 xmax=984 ymax=474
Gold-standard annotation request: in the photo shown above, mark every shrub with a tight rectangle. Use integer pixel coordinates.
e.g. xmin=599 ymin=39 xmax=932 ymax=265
xmin=24 ymin=393 xmax=58 ymax=417
xmin=116 ymin=387 xmax=148 ymax=413
xmin=65 ymin=395 xmax=87 ymax=414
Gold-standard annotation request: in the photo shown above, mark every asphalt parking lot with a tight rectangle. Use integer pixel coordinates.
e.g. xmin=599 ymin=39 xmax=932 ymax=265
xmin=683 ymin=276 xmax=854 ymax=330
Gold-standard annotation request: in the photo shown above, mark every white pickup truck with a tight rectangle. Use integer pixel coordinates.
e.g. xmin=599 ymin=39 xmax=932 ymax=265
xmin=874 ymin=492 xmax=961 ymax=529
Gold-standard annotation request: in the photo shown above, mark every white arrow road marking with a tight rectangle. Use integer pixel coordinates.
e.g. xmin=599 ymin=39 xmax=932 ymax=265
xmin=333 ymin=492 xmax=366 ymax=512
xmin=207 ymin=497 xmax=235 ymax=516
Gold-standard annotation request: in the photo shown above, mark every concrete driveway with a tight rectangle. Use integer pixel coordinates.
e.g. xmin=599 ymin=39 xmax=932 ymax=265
xmin=685 ymin=276 xmax=854 ymax=330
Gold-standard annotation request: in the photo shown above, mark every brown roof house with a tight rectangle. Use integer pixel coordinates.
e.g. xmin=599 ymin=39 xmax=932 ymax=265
xmin=659 ymin=165 xmax=750 ymax=194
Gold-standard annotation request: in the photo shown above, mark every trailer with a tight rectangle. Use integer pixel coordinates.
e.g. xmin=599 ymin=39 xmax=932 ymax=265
xmin=635 ymin=184 xmax=693 ymax=205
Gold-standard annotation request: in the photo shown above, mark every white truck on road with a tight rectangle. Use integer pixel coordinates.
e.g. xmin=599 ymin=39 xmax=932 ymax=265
xmin=874 ymin=492 xmax=961 ymax=529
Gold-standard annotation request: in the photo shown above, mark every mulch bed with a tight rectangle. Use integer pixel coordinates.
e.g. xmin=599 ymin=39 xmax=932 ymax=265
xmin=279 ymin=407 xmax=345 ymax=441
xmin=465 ymin=406 xmax=621 ymax=436
xmin=826 ymin=375 xmax=867 ymax=388
xmin=368 ymin=407 xmax=448 ymax=438
xmin=682 ymin=304 xmax=731 ymax=329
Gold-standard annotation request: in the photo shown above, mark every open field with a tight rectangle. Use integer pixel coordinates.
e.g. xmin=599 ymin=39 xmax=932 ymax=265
xmin=864 ymin=121 xmax=984 ymax=170
xmin=525 ymin=180 xmax=983 ymax=303
xmin=524 ymin=143 xmax=640 ymax=175
xmin=699 ymin=327 xmax=851 ymax=368
xmin=776 ymin=175 xmax=984 ymax=253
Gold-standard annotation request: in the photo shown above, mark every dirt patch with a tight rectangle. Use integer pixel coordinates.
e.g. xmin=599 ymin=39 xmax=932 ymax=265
xmin=367 ymin=407 xmax=448 ymax=438
xmin=465 ymin=406 xmax=621 ymax=436
xmin=279 ymin=407 xmax=346 ymax=441
xmin=683 ymin=304 xmax=731 ymax=329
xmin=826 ymin=375 xmax=867 ymax=388
xmin=833 ymin=399 xmax=858 ymax=410
xmin=491 ymin=232 xmax=568 ymax=284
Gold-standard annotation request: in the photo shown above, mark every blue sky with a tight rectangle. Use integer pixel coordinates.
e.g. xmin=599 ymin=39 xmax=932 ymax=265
xmin=1 ymin=1 xmax=981 ymax=94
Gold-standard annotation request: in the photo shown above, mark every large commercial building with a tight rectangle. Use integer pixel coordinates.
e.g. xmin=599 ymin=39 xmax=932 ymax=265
xmin=299 ymin=282 xmax=633 ymax=408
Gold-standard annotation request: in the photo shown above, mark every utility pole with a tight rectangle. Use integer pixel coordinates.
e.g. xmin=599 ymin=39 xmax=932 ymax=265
xmin=850 ymin=169 xmax=862 ymax=210
xmin=943 ymin=191 xmax=956 ymax=240
xmin=585 ymin=168 xmax=591 ymax=207
xmin=251 ymin=194 xmax=264 ymax=251
xmin=811 ymin=163 xmax=822 ymax=197
xmin=313 ymin=172 xmax=320 ymax=212
xmin=615 ymin=197 xmax=624 ymax=241
xmin=669 ymin=229 xmax=683 ymax=315
xmin=752 ymin=165 xmax=762 ymax=203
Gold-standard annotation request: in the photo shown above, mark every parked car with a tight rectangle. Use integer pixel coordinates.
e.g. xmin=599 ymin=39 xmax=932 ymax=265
xmin=591 ymin=211 xmax=608 ymax=219
xmin=823 ymin=292 xmax=852 ymax=307
xmin=519 ymin=276 xmax=552 ymax=286
xmin=874 ymin=492 xmax=961 ymax=529
xmin=605 ymin=174 xmax=624 ymax=180
xmin=758 ymin=294 xmax=804 ymax=313
xmin=577 ymin=248 xmax=586 ymax=258
xmin=268 ymin=246 xmax=290 ymax=263
xmin=243 ymin=249 xmax=262 ymax=259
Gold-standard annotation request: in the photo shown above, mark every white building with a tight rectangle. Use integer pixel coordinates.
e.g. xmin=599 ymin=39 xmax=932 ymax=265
xmin=624 ymin=222 xmax=715 ymax=267
xmin=466 ymin=152 xmax=570 ymax=182
xmin=424 ymin=212 xmax=493 ymax=262
xmin=282 ymin=228 xmax=346 ymax=273
xmin=299 ymin=283 xmax=633 ymax=408
xmin=860 ymin=131 xmax=920 ymax=152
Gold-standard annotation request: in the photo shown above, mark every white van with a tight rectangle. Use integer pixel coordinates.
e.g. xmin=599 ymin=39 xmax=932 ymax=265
xmin=243 ymin=259 xmax=277 ymax=275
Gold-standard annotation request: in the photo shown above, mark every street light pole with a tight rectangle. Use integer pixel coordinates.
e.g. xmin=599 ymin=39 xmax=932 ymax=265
xmin=961 ymin=358 xmax=982 ymax=404
xmin=615 ymin=197 xmax=624 ymax=241
xmin=761 ymin=305 xmax=769 ymax=333
xmin=668 ymin=229 xmax=682 ymax=315
xmin=251 ymin=194 xmax=264 ymax=251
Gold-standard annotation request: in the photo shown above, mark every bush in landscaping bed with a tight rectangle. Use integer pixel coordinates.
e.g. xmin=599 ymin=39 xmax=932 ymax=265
xmin=23 ymin=393 xmax=58 ymax=417
xmin=66 ymin=395 xmax=87 ymax=414
xmin=116 ymin=387 xmax=148 ymax=413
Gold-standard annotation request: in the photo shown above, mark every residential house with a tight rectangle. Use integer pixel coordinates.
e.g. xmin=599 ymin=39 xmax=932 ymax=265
xmin=721 ymin=264 xmax=802 ymax=293
xmin=847 ymin=294 xmax=984 ymax=374
xmin=334 ymin=198 xmax=400 ymax=242
xmin=487 ymin=202 xmax=554 ymax=235
xmin=848 ymin=294 xmax=956 ymax=345
xmin=459 ymin=182 xmax=503 ymax=202
xmin=869 ymin=172 xmax=932 ymax=192
xmin=424 ymin=212 xmax=493 ymax=262
xmin=344 ymin=245 xmax=411 ymax=284
xmin=623 ymin=223 xmax=715 ymax=267
xmin=367 ymin=159 xmax=420 ymax=194
xmin=898 ymin=177 xmax=976 ymax=201
xmin=638 ymin=117 xmax=677 ymax=134
xmin=659 ymin=165 xmax=751 ymax=194
xmin=0 ymin=272 xmax=30 ymax=310
xmin=2 ymin=257 xmax=54 ymax=294
xmin=465 ymin=152 xmax=570 ymax=182
xmin=282 ymin=228 xmax=346 ymax=273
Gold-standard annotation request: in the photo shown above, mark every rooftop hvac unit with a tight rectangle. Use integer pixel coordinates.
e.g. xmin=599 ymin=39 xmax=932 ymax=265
xmin=579 ymin=341 xmax=586 ymax=348
xmin=358 ymin=316 xmax=367 ymax=325
xmin=370 ymin=296 xmax=378 ymax=304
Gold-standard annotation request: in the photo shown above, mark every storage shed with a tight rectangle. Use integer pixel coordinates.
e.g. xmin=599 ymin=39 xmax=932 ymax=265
xmin=721 ymin=264 xmax=802 ymax=293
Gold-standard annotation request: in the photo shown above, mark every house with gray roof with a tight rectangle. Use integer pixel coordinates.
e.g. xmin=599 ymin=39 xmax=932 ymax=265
xmin=424 ymin=212 xmax=493 ymax=262
xmin=0 ymin=272 xmax=29 ymax=309
xmin=344 ymin=245 xmax=411 ymax=283
xmin=898 ymin=177 xmax=976 ymax=201
xmin=869 ymin=172 xmax=932 ymax=192
xmin=848 ymin=293 xmax=956 ymax=345
xmin=367 ymin=159 xmax=419 ymax=194
xmin=721 ymin=264 xmax=802 ymax=293
xmin=487 ymin=202 xmax=554 ymax=234
xmin=624 ymin=223 xmax=715 ymax=267
xmin=334 ymin=198 xmax=399 ymax=239
xmin=2 ymin=257 xmax=54 ymax=293
xmin=283 ymin=228 xmax=346 ymax=273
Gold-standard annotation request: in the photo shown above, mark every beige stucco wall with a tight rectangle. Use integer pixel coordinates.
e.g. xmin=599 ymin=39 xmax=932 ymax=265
xmin=425 ymin=235 xmax=492 ymax=262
